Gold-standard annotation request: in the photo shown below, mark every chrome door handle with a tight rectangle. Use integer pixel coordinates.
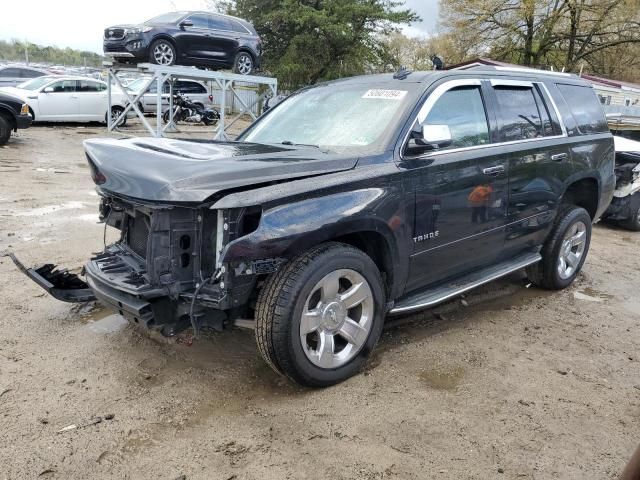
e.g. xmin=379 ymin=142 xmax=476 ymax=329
xmin=551 ymin=153 xmax=568 ymax=161
xmin=482 ymin=165 xmax=505 ymax=176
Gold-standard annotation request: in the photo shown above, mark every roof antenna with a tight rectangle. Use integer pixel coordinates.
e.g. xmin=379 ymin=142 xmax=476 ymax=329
xmin=393 ymin=66 xmax=412 ymax=80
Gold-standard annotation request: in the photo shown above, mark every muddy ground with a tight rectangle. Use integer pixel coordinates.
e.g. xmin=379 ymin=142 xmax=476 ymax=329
xmin=0 ymin=123 xmax=639 ymax=480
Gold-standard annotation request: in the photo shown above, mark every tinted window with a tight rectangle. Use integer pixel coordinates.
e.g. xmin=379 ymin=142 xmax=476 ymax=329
xmin=20 ymin=69 xmax=44 ymax=79
xmin=176 ymin=81 xmax=206 ymax=94
xmin=230 ymin=20 xmax=249 ymax=34
xmin=77 ymin=80 xmax=102 ymax=92
xmin=556 ymin=84 xmax=608 ymax=134
xmin=187 ymin=14 xmax=209 ymax=29
xmin=424 ymin=86 xmax=490 ymax=149
xmin=49 ymin=80 xmax=76 ymax=93
xmin=209 ymin=15 xmax=233 ymax=31
xmin=0 ymin=68 xmax=22 ymax=77
xmin=146 ymin=12 xmax=186 ymax=25
xmin=532 ymin=87 xmax=554 ymax=136
xmin=494 ymin=86 xmax=549 ymax=141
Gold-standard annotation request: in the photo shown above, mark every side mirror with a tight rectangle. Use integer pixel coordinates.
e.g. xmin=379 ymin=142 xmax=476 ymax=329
xmin=43 ymin=86 xmax=54 ymax=93
xmin=179 ymin=20 xmax=193 ymax=28
xmin=418 ymin=125 xmax=453 ymax=148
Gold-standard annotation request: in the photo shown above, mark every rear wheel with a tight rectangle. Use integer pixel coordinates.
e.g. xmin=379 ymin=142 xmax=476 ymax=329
xmin=527 ymin=206 xmax=592 ymax=289
xmin=233 ymin=51 xmax=254 ymax=75
xmin=255 ymin=243 xmax=385 ymax=387
xmin=621 ymin=193 xmax=640 ymax=231
xmin=0 ymin=115 xmax=12 ymax=145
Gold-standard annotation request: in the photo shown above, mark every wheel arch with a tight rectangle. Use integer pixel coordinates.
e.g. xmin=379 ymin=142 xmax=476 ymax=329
xmin=0 ymin=105 xmax=17 ymax=130
xmin=561 ymin=176 xmax=600 ymax=220
xmin=150 ymin=35 xmax=179 ymax=54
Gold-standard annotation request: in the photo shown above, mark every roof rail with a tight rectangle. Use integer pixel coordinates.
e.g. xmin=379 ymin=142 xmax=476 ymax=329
xmin=492 ymin=66 xmax=574 ymax=77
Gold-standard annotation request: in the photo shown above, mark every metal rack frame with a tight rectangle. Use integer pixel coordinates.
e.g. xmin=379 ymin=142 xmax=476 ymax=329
xmin=105 ymin=62 xmax=278 ymax=139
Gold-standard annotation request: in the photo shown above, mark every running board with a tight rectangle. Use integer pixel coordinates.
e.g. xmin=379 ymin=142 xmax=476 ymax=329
xmin=389 ymin=252 xmax=542 ymax=315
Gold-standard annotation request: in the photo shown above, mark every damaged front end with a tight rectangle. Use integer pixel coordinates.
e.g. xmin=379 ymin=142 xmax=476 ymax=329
xmin=12 ymin=192 xmax=269 ymax=337
xmin=604 ymin=148 xmax=640 ymax=221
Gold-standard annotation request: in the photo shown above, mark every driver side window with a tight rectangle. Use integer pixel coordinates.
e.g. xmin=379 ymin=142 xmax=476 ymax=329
xmin=48 ymin=80 xmax=77 ymax=93
xmin=423 ymin=86 xmax=490 ymax=150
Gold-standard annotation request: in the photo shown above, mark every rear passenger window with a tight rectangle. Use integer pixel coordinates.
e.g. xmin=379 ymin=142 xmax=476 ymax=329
xmin=209 ymin=15 xmax=233 ymax=31
xmin=494 ymin=86 xmax=549 ymax=141
xmin=423 ymin=86 xmax=490 ymax=150
xmin=556 ymin=84 xmax=608 ymax=135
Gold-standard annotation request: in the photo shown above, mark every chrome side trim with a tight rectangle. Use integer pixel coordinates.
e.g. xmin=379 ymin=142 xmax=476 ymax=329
xmin=493 ymin=66 xmax=573 ymax=77
xmin=400 ymin=78 xmax=569 ymax=161
xmin=539 ymin=82 xmax=568 ymax=137
xmin=389 ymin=252 xmax=542 ymax=315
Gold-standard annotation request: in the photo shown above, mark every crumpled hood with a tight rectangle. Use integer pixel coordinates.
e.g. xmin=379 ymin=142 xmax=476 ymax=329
xmin=84 ymin=137 xmax=358 ymax=203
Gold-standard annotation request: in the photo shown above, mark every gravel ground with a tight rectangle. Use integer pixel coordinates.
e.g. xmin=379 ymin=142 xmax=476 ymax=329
xmin=0 ymin=123 xmax=639 ymax=480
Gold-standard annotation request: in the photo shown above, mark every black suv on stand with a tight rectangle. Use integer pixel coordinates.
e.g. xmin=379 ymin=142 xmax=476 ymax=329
xmin=13 ymin=68 xmax=615 ymax=387
xmin=103 ymin=11 xmax=262 ymax=75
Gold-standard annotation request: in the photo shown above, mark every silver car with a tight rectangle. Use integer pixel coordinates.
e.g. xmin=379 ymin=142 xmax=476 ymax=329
xmin=0 ymin=65 xmax=49 ymax=87
xmin=127 ymin=78 xmax=213 ymax=113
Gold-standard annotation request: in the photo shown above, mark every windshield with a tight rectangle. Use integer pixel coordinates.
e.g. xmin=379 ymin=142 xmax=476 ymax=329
xmin=145 ymin=12 xmax=187 ymax=25
xmin=17 ymin=76 xmax=56 ymax=91
xmin=126 ymin=78 xmax=150 ymax=92
xmin=240 ymin=83 xmax=416 ymax=151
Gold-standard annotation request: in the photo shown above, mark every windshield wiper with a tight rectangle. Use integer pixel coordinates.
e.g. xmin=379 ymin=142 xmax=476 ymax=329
xmin=280 ymin=140 xmax=319 ymax=148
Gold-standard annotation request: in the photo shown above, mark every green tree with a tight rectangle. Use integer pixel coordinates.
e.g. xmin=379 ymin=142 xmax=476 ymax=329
xmin=215 ymin=0 xmax=419 ymax=89
xmin=0 ymin=40 xmax=103 ymax=67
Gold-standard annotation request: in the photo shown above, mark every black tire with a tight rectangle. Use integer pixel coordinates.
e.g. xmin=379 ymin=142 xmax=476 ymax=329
xmin=621 ymin=193 xmax=640 ymax=231
xmin=149 ymin=39 xmax=176 ymax=66
xmin=107 ymin=106 xmax=127 ymax=127
xmin=162 ymin=109 xmax=171 ymax=124
xmin=0 ymin=115 xmax=11 ymax=145
xmin=526 ymin=205 xmax=592 ymax=289
xmin=233 ymin=51 xmax=254 ymax=75
xmin=255 ymin=242 xmax=385 ymax=387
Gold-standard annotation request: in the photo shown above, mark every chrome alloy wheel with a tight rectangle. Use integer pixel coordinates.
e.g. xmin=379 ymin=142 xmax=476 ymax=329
xmin=300 ymin=269 xmax=374 ymax=369
xmin=153 ymin=42 xmax=174 ymax=65
xmin=236 ymin=53 xmax=253 ymax=75
xmin=557 ymin=220 xmax=587 ymax=279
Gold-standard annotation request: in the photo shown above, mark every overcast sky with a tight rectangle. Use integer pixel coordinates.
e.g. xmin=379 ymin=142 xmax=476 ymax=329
xmin=0 ymin=0 xmax=439 ymax=54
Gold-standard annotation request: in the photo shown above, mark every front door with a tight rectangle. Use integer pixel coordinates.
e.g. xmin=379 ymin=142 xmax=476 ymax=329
xmin=37 ymin=79 xmax=78 ymax=120
xmin=403 ymin=81 xmax=508 ymax=292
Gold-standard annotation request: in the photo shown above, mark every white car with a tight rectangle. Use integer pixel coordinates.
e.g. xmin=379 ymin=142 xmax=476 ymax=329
xmin=126 ymin=78 xmax=214 ymax=113
xmin=0 ymin=76 xmax=134 ymax=125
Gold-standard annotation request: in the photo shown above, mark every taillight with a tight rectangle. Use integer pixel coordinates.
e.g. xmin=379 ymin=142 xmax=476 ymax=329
xmin=208 ymin=95 xmax=213 ymax=101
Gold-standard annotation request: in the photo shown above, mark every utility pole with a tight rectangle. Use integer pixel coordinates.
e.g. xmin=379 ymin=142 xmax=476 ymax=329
xmin=25 ymin=43 xmax=29 ymax=65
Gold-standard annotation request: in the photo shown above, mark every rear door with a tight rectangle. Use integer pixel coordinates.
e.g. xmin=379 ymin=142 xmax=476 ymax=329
xmin=403 ymin=79 xmax=509 ymax=291
xmin=75 ymin=80 xmax=107 ymax=121
xmin=208 ymin=15 xmax=241 ymax=64
xmin=37 ymin=79 xmax=78 ymax=120
xmin=484 ymin=79 xmax=571 ymax=257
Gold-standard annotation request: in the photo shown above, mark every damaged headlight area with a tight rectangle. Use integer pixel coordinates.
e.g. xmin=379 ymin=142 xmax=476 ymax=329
xmin=84 ymin=195 xmax=274 ymax=336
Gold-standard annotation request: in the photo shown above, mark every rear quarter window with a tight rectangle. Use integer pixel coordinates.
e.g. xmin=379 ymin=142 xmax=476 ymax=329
xmin=556 ymin=84 xmax=608 ymax=135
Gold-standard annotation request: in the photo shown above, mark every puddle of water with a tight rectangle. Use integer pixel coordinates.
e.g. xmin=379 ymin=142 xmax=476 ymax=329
xmin=86 ymin=314 xmax=128 ymax=334
xmin=14 ymin=201 xmax=86 ymax=217
xmin=419 ymin=366 xmax=465 ymax=390
xmin=574 ymin=288 xmax=614 ymax=303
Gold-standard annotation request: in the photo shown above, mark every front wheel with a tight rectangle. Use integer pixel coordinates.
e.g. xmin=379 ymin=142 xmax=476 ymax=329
xmin=150 ymin=40 xmax=176 ymax=66
xmin=107 ymin=106 xmax=127 ymax=127
xmin=0 ymin=115 xmax=11 ymax=145
xmin=527 ymin=206 xmax=592 ymax=289
xmin=255 ymin=243 xmax=385 ymax=387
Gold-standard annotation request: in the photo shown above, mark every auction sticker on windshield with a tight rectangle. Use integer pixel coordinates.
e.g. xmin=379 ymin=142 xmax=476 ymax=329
xmin=362 ymin=89 xmax=408 ymax=100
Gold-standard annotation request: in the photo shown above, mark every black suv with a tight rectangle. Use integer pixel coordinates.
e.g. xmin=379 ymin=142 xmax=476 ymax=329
xmin=0 ymin=91 xmax=32 ymax=145
xmin=103 ymin=11 xmax=262 ymax=75
xmin=13 ymin=68 xmax=615 ymax=387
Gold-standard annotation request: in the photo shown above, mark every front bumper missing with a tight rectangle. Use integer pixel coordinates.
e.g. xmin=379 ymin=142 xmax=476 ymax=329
xmin=8 ymin=253 xmax=96 ymax=303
